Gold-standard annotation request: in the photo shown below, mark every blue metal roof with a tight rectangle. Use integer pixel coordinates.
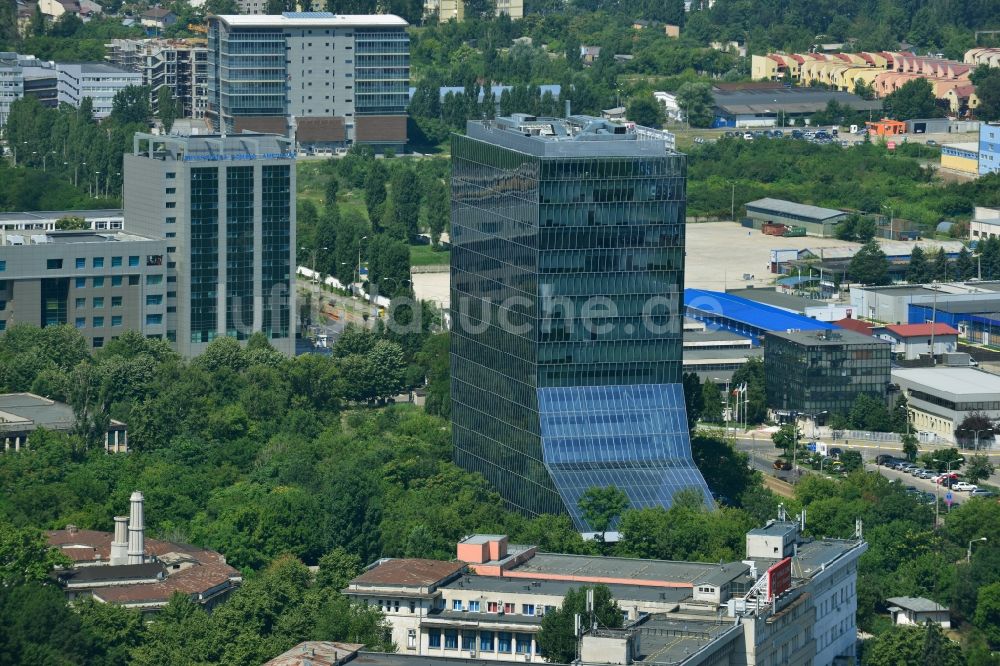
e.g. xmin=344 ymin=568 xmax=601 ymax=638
xmin=685 ymin=288 xmax=834 ymax=332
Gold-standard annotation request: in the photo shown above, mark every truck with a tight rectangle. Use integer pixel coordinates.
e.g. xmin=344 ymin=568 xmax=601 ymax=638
xmin=942 ymin=352 xmax=977 ymax=367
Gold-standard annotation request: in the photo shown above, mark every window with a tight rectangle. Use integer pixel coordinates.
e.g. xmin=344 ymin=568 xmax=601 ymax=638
xmin=47 ymin=259 xmax=63 ymax=269
xmin=92 ymin=277 xmax=104 ymax=288
xmin=166 ymin=232 xmax=176 ymax=238
xmin=93 ymin=336 xmax=104 ymax=348
xmin=468 ymin=600 xmax=480 ymax=612
xmin=146 ymin=294 xmax=163 ymax=306
xmin=409 ymin=601 xmax=416 ymax=613
xmin=111 ymin=256 xmax=122 ymax=267
xmin=92 ymin=316 xmax=104 ymax=327
xmin=522 ymin=604 xmax=535 ymax=616
xmin=93 ymin=297 xmax=105 ymax=308
xmin=165 ymin=202 xmax=176 ymax=209
xmin=167 ymin=306 xmax=176 ymax=313
xmin=146 ymin=275 xmax=163 ymax=285
xmin=0 ymin=261 xmax=5 ymax=271
xmin=75 ymin=258 xmax=86 ymax=269
xmin=129 ymin=275 xmax=139 ymax=286
xmin=393 ymin=600 xmax=399 ymax=612
xmin=167 ymin=291 xmax=176 ymax=298
xmin=166 ymin=217 xmax=176 ymax=224
xmin=166 ymin=172 xmax=176 ymax=179
xmin=406 ymin=630 xmax=416 ymax=649
xmin=112 ymin=296 xmax=122 ymax=307
xmin=498 ymin=632 xmax=512 ymax=653
xmin=75 ymin=317 xmax=85 ymax=329
xmin=73 ymin=277 xmax=85 ymax=288
xmin=452 ymin=600 xmax=463 ymax=611
xmin=111 ymin=276 xmax=122 ymax=286
xmin=428 ymin=630 xmax=441 ymax=649
xmin=515 ymin=634 xmax=531 ymax=654
xmin=444 ymin=630 xmax=458 ymax=650
xmin=503 ymin=603 xmax=515 ymax=614
xmin=0 ymin=321 xmax=6 ymax=331
xmin=128 ymin=256 xmax=139 ymax=267
xmin=487 ymin=602 xmax=498 ymax=613
xmin=480 ymin=632 xmax=494 ymax=652
xmin=74 ymin=297 xmax=86 ymax=309
xmin=165 ymin=187 xmax=176 ymax=194
xmin=111 ymin=315 xmax=122 ymax=327
xmin=167 ymin=246 xmax=176 ymax=253
xmin=146 ymin=314 xmax=163 ymax=325
xmin=93 ymin=257 xmax=104 ymax=268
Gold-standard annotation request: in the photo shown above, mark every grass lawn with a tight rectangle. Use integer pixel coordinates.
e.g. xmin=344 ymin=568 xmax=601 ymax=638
xmin=410 ymin=244 xmax=449 ymax=266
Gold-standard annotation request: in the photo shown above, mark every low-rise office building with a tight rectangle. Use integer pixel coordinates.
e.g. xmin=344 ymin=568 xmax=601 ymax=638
xmin=345 ymin=519 xmax=867 ymax=666
xmin=685 ymin=288 xmax=833 ymax=345
xmin=56 ymin=63 xmax=143 ymax=119
xmin=764 ymin=328 xmax=890 ymax=416
xmin=0 ymin=230 xmax=168 ymax=347
xmin=0 ymin=392 xmax=127 ymax=452
xmin=892 ymin=366 xmax=1000 ymax=442
xmin=880 ymin=322 xmax=959 ymax=360
xmin=886 ymin=597 xmax=951 ymax=629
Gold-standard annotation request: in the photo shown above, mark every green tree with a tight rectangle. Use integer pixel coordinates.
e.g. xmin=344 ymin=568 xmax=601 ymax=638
xmin=701 ymin=379 xmax=722 ymax=423
xmin=536 ymin=586 xmax=622 ymax=664
xmin=884 ymin=78 xmax=944 ymax=121
xmin=965 ymin=454 xmax=996 ymax=484
xmin=315 ymin=547 xmax=363 ymax=590
xmin=772 ymin=423 xmax=799 ymax=456
xmin=907 ymin=245 xmax=930 ymax=283
xmin=902 ymin=432 xmax=919 ymax=462
xmin=130 ymin=593 xmax=216 ymax=666
xmin=974 ymin=582 xmax=1000 ymax=647
xmin=955 ymin=412 xmax=994 ymax=450
xmin=387 ymin=167 xmax=422 ymax=241
xmin=156 ymin=87 xmax=179 ymax=134
xmin=325 ymin=177 xmax=340 ymax=207
xmin=864 ymin=621 xmax=964 ymax=666
xmin=0 ymin=520 xmax=72 ymax=585
xmin=626 ymin=96 xmax=665 ymax=127
xmin=973 ymin=67 xmax=1000 ymax=122
xmin=682 ymin=371 xmax=703 ymax=429
xmin=840 ymin=450 xmax=863 ymax=473
xmin=849 ymin=240 xmax=890 ymax=285
xmin=110 ymin=85 xmax=151 ymax=125
xmin=366 ymin=234 xmax=411 ymax=298
xmin=955 ymin=247 xmax=976 ymax=281
xmin=55 ymin=215 xmax=88 ymax=230
xmin=364 ymin=160 xmax=389 ymax=230
xmin=731 ymin=357 xmax=767 ymax=423
xmin=578 ymin=485 xmax=630 ymax=537
xmin=424 ymin=179 xmax=450 ymax=246
xmin=848 ymin=393 xmax=892 ymax=432
xmin=31 ymin=2 xmax=45 ymax=36
xmin=676 ymin=82 xmax=714 ymax=127
xmin=76 ymin=598 xmax=146 ymax=666
xmin=932 ymin=247 xmax=950 ymax=281
xmin=0 ymin=583 xmax=101 ymax=665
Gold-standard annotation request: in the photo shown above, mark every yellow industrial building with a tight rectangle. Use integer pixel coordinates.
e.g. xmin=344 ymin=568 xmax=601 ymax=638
xmin=940 ymin=142 xmax=980 ymax=176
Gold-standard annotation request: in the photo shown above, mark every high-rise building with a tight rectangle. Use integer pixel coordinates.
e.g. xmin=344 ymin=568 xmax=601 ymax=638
xmin=206 ymin=13 xmax=410 ymax=154
xmin=450 ymin=114 xmax=710 ymax=531
xmin=106 ymin=38 xmax=210 ymax=119
xmin=123 ymin=132 xmax=296 ymax=358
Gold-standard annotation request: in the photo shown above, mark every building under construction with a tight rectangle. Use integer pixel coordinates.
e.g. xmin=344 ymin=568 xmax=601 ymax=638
xmin=106 ymin=38 xmax=209 ymax=119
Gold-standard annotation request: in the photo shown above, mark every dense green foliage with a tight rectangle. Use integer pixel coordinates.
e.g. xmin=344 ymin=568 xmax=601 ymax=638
xmin=536 ymin=585 xmax=622 ymax=663
xmin=689 ymin=138 xmax=1000 ymax=229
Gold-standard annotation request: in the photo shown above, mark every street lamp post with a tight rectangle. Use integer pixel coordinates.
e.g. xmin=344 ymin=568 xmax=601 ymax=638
xmin=356 ymin=235 xmax=368 ymax=292
xmin=967 ymin=537 xmax=987 ymax=564
xmin=933 ymin=457 xmax=964 ymax=527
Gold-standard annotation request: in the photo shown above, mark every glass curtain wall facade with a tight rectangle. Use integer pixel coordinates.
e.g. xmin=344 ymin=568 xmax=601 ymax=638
xmin=450 ymin=121 xmax=711 ymax=530
xmin=764 ymin=330 xmax=890 ymax=415
xmin=226 ymin=166 xmax=254 ymax=339
xmin=262 ymin=165 xmax=292 ymax=339
xmin=354 ymin=31 xmax=410 ymax=116
xmin=208 ymin=23 xmax=287 ymax=132
xmin=190 ymin=168 xmax=219 ymax=343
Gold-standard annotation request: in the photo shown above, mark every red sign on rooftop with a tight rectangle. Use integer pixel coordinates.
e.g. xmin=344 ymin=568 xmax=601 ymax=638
xmin=766 ymin=557 xmax=792 ymax=601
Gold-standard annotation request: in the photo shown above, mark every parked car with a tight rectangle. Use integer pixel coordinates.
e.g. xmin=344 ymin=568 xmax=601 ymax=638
xmin=905 ymin=486 xmax=920 ymax=495
xmin=694 ymin=137 xmax=705 ymax=144
xmin=791 ymin=130 xmax=804 ymax=139
xmin=830 ymin=447 xmax=843 ymax=458
xmin=910 ymin=467 xmax=927 ymax=476
xmin=772 ymin=130 xmax=784 ymax=138
xmin=918 ymin=469 xmax=935 ymax=479
xmin=724 ymin=131 xmax=736 ymax=138
xmin=876 ymin=455 xmax=899 ymax=466
xmin=773 ymin=459 xmax=791 ymax=470
xmin=743 ymin=133 xmax=754 ymax=140
xmin=954 ymin=481 xmax=978 ymax=491
xmin=970 ymin=488 xmax=996 ymax=498
xmin=926 ymin=139 xmax=938 ymax=146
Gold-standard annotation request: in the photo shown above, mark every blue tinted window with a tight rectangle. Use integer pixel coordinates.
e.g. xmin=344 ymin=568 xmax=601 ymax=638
xmin=92 ymin=316 xmax=104 ymax=327
xmin=92 ymin=277 xmax=104 ymax=288
xmin=111 ymin=276 xmax=122 ymax=286
xmin=146 ymin=314 xmax=163 ymax=325
xmin=75 ymin=277 xmax=86 ymax=289
xmin=93 ymin=257 xmax=104 ymax=268
xmin=0 ymin=260 xmax=5 ymax=271
xmin=75 ymin=258 xmax=85 ymax=269
xmin=128 ymin=256 xmax=139 ymax=267
xmin=111 ymin=256 xmax=122 ymax=267
xmin=111 ymin=315 xmax=122 ymax=327
xmin=147 ymin=275 xmax=163 ymax=285
xmin=75 ymin=317 xmax=85 ymax=329
xmin=480 ymin=632 xmax=494 ymax=652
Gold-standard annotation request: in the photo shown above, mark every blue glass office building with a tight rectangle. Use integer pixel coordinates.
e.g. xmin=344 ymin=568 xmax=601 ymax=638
xmin=450 ymin=115 xmax=711 ymax=530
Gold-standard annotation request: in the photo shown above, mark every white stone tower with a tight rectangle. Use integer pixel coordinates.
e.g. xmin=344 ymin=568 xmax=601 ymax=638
xmin=127 ymin=491 xmax=145 ymax=564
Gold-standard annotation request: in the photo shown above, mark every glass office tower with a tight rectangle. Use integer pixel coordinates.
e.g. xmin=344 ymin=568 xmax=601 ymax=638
xmin=450 ymin=115 xmax=711 ymax=531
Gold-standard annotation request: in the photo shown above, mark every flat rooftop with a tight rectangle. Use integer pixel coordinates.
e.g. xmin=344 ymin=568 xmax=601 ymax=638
xmin=215 ymin=12 xmax=408 ymax=28
xmin=635 ymin=613 xmax=740 ymax=664
xmin=683 ymin=347 xmax=762 ymax=362
xmin=713 ymin=88 xmax=882 ymax=114
xmin=747 ymin=520 xmax=799 ymax=538
xmin=1 ymin=231 xmax=153 ymax=246
xmin=682 ymin=329 xmax=754 ymax=346
xmin=508 ymin=552 xmax=728 ymax=587
xmin=0 ymin=209 xmax=122 ymax=222
xmin=685 ymin=288 xmax=834 ymax=333
xmin=765 ymin=328 xmax=888 ymax=347
xmin=464 ymin=114 xmax=678 ymax=158
xmin=0 ymin=393 xmax=124 ymax=432
xmin=932 ymin=298 xmax=1000 ymax=314
xmin=726 ymin=287 xmax=820 ymax=314
xmin=440 ymin=573 xmax=694 ymax=605
xmin=892 ymin=367 xmax=1000 ymax=397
